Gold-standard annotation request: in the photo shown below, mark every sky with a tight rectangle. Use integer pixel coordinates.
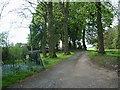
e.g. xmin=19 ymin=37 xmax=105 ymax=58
xmin=0 ymin=0 xmax=118 ymax=46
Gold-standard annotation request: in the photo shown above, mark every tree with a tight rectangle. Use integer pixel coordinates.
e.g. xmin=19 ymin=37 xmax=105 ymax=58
xmin=36 ymin=2 xmax=48 ymax=57
xmin=68 ymin=2 xmax=82 ymax=49
xmin=0 ymin=32 xmax=10 ymax=47
xmin=1 ymin=32 xmax=10 ymax=60
xmin=28 ymin=2 xmax=48 ymax=57
xmin=96 ymin=1 xmax=105 ymax=54
xmin=85 ymin=2 xmax=114 ymax=50
xmin=47 ymin=2 xmax=57 ymax=57
xmin=0 ymin=0 xmax=10 ymax=20
xmin=62 ymin=2 xmax=70 ymax=55
xmin=82 ymin=29 xmax=87 ymax=50
xmin=104 ymin=26 xmax=118 ymax=49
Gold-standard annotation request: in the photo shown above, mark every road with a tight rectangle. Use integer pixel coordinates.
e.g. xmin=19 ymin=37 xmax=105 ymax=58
xmin=9 ymin=51 xmax=118 ymax=88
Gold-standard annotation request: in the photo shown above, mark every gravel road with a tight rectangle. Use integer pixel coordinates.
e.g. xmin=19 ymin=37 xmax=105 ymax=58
xmin=8 ymin=51 xmax=118 ymax=88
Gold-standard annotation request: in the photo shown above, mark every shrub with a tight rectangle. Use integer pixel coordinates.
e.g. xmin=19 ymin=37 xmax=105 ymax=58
xmin=2 ymin=47 xmax=10 ymax=61
xmin=9 ymin=45 xmax=29 ymax=60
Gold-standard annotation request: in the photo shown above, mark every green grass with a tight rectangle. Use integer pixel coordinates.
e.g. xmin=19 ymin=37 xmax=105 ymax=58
xmin=88 ymin=50 xmax=120 ymax=57
xmin=88 ymin=49 xmax=120 ymax=70
xmin=87 ymin=47 xmax=97 ymax=51
xmin=2 ymin=71 xmax=34 ymax=88
xmin=105 ymin=49 xmax=119 ymax=52
xmin=42 ymin=52 xmax=75 ymax=68
xmin=2 ymin=51 xmax=75 ymax=88
xmin=105 ymin=51 xmax=120 ymax=57
xmin=88 ymin=47 xmax=119 ymax=52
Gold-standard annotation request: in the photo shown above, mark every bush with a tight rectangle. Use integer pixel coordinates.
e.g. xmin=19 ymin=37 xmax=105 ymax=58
xmin=2 ymin=47 xmax=10 ymax=61
xmin=9 ymin=46 xmax=23 ymax=60
xmin=2 ymin=44 xmax=29 ymax=64
xmin=9 ymin=45 xmax=28 ymax=60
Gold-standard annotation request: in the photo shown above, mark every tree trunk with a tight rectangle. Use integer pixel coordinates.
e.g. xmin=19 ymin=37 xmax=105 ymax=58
xmin=56 ymin=43 xmax=59 ymax=51
xmin=63 ymin=2 xmax=70 ymax=55
xmin=96 ymin=2 xmax=105 ymax=54
xmin=48 ymin=2 xmax=57 ymax=58
xmin=82 ymin=29 xmax=87 ymax=50
xmin=30 ymin=27 xmax=33 ymax=52
xmin=41 ymin=29 xmax=47 ymax=57
xmin=72 ymin=40 xmax=76 ymax=49
xmin=41 ymin=12 xmax=47 ymax=57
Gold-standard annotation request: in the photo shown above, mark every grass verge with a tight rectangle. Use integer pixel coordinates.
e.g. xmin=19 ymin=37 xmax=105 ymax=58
xmin=88 ymin=50 xmax=120 ymax=70
xmin=42 ymin=52 xmax=75 ymax=68
xmin=2 ymin=51 xmax=75 ymax=88
xmin=2 ymin=71 xmax=34 ymax=88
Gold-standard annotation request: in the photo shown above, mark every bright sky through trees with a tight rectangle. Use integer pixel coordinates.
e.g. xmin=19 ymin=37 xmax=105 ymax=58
xmin=0 ymin=0 xmax=118 ymax=45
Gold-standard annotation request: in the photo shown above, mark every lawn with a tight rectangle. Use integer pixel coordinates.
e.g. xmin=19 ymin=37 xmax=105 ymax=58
xmin=2 ymin=51 xmax=75 ymax=88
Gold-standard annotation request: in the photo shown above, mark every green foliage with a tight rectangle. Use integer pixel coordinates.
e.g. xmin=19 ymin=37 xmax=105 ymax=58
xmin=3 ymin=59 xmax=26 ymax=64
xmin=9 ymin=45 xmax=23 ymax=60
xmin=28 ymin=2 xmax=115 ymax=53
xmin=2 ymin=43 xmax=28 ymax=63
xmin=86 ymin=2 xmax=115 ymax=47
xmin=0 ymin=32 xmax=10 ymax=47
xmin=88 ymin=50 xmax=120 ymax=57
xmin=104 ymin=26 xmax=118 ymax=49
xmin=101 ymin=2 xmax=114 ymax=28
xmin=1 ymin=32 xmax=11 ymax=61
xmin=2 ymin=47 xmax=10 ymax=60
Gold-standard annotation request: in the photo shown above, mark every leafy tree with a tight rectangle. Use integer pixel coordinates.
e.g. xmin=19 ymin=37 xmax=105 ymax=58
xmin=0 ymin=32 xmax=10 ymax=47
xmin=47 ymin=2 xmax=57 ymax=57
xmin=61 ymin=2 xmax=70 ymax=55
xmin=68 ymin=2 xmax=83 ymax=49
xmin=85 ymin=2 xmax=114 ymax=52
xmin=96 ymin=1 xmax=105 ymax=54
xmin=104 ymin=26 xmax=118 ymax=49
xmin=1 ymin=32 xmax=10 ymax=60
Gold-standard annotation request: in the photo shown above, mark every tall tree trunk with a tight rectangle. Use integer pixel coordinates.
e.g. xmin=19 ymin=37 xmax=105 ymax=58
xmin=63 ymin=2 xmax=70 ymax=55
xmin=82 ymin=29 xmax=87 ymax=50
xmin=96 ymin=2 xmax=105 ymax=54
xmin=48 ymin=2 xmax=57 ymax=58
xmin=42 ymin=24 xmax=47 ymax=57
xmin=42 ymin=35 xmax=47 ymax=57
xmin=41 ymin=11 xmax=47 ymax=57
xmin=30 ymin=26 xmax=33 ymax=52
